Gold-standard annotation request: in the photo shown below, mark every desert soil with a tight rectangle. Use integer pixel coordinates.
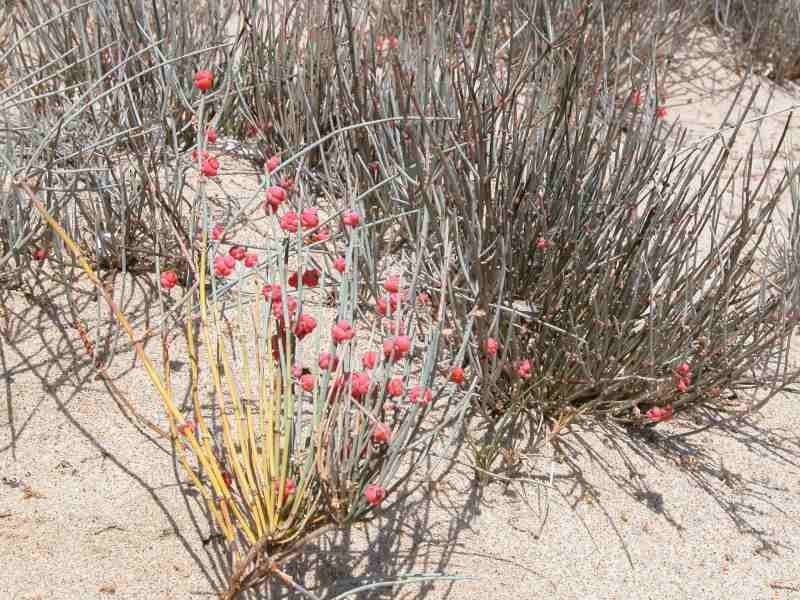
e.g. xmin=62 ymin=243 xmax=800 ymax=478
xmin=2 ymin=33 xmax=800 ymax=600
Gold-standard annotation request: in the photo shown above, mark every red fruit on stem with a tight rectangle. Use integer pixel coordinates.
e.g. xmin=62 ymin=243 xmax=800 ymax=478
xmin=410 ymin=385 xmax=433 ymax=406
xmin=332 ymin=320 xmax=355 ymax=344
xmin=342 ymin=210 xmax=361 ymax=227
xmin=394 ymin=335 xmax=411 ymax=354
xmin=350 ymin=372 xmax=371 ymax=399
xmin=646 ymin=405 xmax=673 ymax=423
xmin=200 ymin=157 xmax=219 ymax=177
xmin=160 ymin=271 xmax=178 ymax=290
xmin=194 ymin=69 xmax=214 ymax=91
xmin=319 ymin=352 xmax=339 ymax=371
xmin=294 ymin=314 xmax=317 ymax=340
xmin=262 ymin=283 xmax=283 ymax=303
xmin=244 ymin=253 xmax=258 ymax=268
xmin=450 ymin=367 xmax=465 ymax=385
xmin=229 ymin=246 xmax=247 ymax=261
xmin=300 ymin=207 xmax=319 ymax=229
xmin=372 ymin=423 xmax=391 ymax=444
xmin=301 ymin=269 xmax=320 ymax=287
xmin=299 ymin=373 xmax=314 ymax=392
xmin=361 ymin=351 xmax=377 ymax=370
xmin=516 ymin=359 xmax=532 ymax=379
xmin=364 ymin=483 xmax=386 ymax=507
xmin=384 ymin=276 xmax=401 ymax=293
xmin=280 ymin=212 xmax=298 ymax=233
xmin=265 ymin=185 xmax=287 ymax=213
xmin=313 ymin=226 xmax=330 ymax=242
xmin=265 ymin=155 xmax=280 ymax=174
xmin=387 ymin=377 xmax=404 ymax=397
xmin=274 ymin=479 xmax=296 ymax=498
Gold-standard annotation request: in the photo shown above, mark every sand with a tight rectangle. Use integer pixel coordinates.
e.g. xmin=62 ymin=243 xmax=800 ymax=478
xmin=2 ymin=32 xmax=800 ymax=600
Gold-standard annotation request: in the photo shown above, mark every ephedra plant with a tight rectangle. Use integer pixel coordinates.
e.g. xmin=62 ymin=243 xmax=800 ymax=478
xmin=19 ymin=66 xmax=468 ymax=598
xmin=349 ymin=0 xmax=800 ymax=466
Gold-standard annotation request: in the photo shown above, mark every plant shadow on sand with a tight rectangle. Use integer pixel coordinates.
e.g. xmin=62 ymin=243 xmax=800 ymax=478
xmin=551 ymin=410 xmax=800 ymax=563
xmin=3 ymin=274 xmax=800 ymax=598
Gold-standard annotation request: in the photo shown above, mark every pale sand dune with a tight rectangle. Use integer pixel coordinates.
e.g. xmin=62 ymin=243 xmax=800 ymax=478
xmin=2 ymin=39 xmax=800 ymax=600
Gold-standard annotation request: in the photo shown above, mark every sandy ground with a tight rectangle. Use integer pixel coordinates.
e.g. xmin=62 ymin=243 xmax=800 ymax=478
xmin=3 ymin=34 xmax=800 ymax=600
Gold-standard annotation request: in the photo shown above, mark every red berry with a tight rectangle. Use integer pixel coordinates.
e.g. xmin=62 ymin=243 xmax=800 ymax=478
xmin=342 ymin=210 xmax=361 ymax=227
xmin=294 ymin=314 xmax=317 ymax=340
xmin=200 ymin=157 xmax=219 ymax=177
xmin=384 ymin=276 xmax=401 ymax=293
xmin=364 ymin=483 xmax=386 ymax=507
xmin=229 ymin=246 xmax=247 ymax=261
xmin=350 ymin=372 xmax=371 ymax=399
xmin=299 ymin=373 xmax=314 ymax=392
xmin=332 ymin=320 xmax=355 ymax=344
xmin=646 ymin=404 xmax=673 ymax=422
xmin=301 ymin=269 xmax=320 ymax=288
xmin=313 ymin=226 xmax=330 ymax=242
xmin=450 ymin=367 xmax=465 ymax=385
xmin=362 ymin=351 xmax=378 ymax=370
xmin=280 ymin=212 xmax=298 ymax=233
xmin=265 ymin=155 xmax=280 ymax=174
xmin=516 ymin=359 xmax=532 ymax=379
xmin=265 ymin=186 xmax=287 ymax=213
xmin=300 ymin=207 xmax=319 ymax=230
xmin=160 ymin=271 xmax=178 ymax=290
xmin=274 ymin=478 xmax=296 ymax=498
xmin=409 ymin=385 xmax=432 ymax=405
xmin=387 ymin=377 xmax=404 ymax=397
xmin=319 ymin=352 xmax=339 ymax=371
xmin=372 ymin=423 xmax=391 ymax=444
xmin=194 ymin=69 xmax=214 ymax=91
xmin=262 ymin=282 xmax=282 ymax=303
